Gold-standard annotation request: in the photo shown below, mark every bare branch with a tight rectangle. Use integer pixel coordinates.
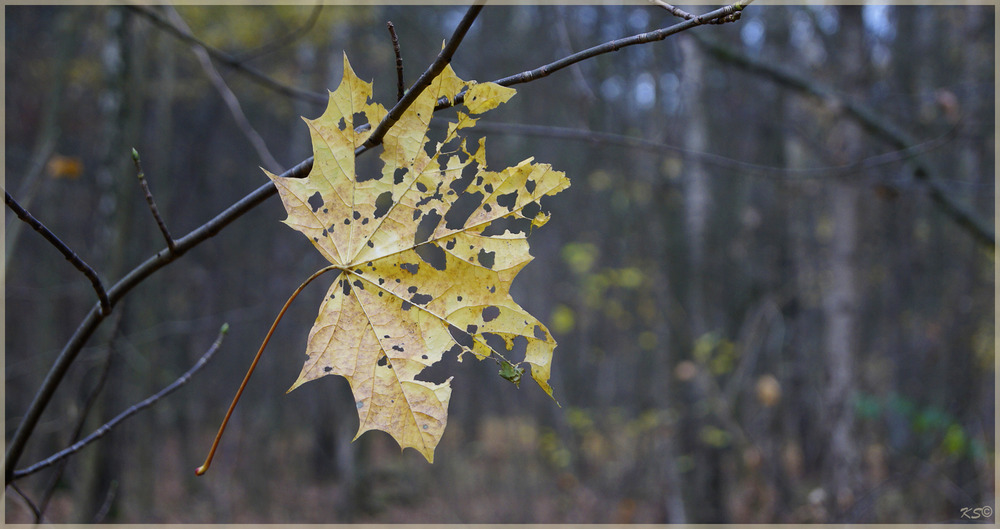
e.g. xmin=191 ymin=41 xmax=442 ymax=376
xmin=650 ymin=0 xmax=697 ymax=20
xmin=436 ymin=1 xmax=750 ymax=111
xmin=164 ymin=6 xmax=284 ymax=173
xmin=131 ymin=148 xmax=177 ymax=253
xmin=360 ymin=2 xmax=485 ymax=152
xmin=2 ymin=158 xmax=312 ymax=486
xmin=387 ymin=21 xmax=404 ymax=101
xmin=695 ymin=34 xmax=995 ymax=250
xmin=649 ymin=0 xmax=742 ymax=24
xmin=460 ymin=119 xmax=959 ymax=181
xmin=11 ymin=323 xmax=229 ymax=481
xmin=4 ymin=190 xmax=112 ymax=316
xmin=234 ymin=3 xmax=324 ymax=62
xmin=33 ymin=309 xmax=120 ymax=523
xmin=9 ymin=482 xmax=46 ymax=523
xmin=126 ymin=4 xmax=327 ymax=106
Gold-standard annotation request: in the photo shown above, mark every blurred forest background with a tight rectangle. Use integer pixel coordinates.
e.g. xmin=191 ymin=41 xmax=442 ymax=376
xmin=4 ymin=3 xmax=995 ymax=524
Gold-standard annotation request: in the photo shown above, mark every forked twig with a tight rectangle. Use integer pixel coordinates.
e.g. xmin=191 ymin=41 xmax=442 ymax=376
xmin=436 ymin=1 xmax=753 ymax=111
xmin=650 ymin=0 xmax=743 ymax=24
xmin=11 ymin=323 xmax=230 ymax=480
xmin=4 ymin=190 xmax=112 ymax=316
xmin=361 ymin=2 xmax=485 ymax=151
xmin=164 ymin=6 xmax=284 ymax=173
xmin=387 ymin=21 xmax=404 ymax=101
xmin=126 ymin=4 xmax=327 ymax=106
xmin=131 ymin=148 xmax=177 ymax=253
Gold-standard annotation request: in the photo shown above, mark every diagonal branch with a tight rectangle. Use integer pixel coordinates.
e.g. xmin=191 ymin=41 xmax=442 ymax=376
xmin=33 ymin=309 xmax=120 ymax=523
xmin=434 ymin=1 xmax=752 ymax=111
xmin=234 ymin=3 xmax=324 ymax=62
xmin=695 ymin=34 xmax=995 ymax=250
xmin=360 ymin=2 xmax=485 ymax=152
xmin=11 ymin=323 xmax=229 ymax=481
xmin=126 ymin=4 xmax=327 ymax=106
xmin=165 ymin=5 xmax=284 ymax=173
xmin=4 ymin=190 xmax=112 ymax=316
xmin=459 ymin=119 xmax=960 ymax=181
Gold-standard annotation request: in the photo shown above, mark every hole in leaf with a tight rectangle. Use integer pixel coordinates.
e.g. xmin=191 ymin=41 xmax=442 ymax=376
xmin=416 ymin=242 xmax=447 ymax=271
xmin=525 ymin=179 xmax=536 ymax=194
xmin=414 ymin=344 xmax=463 ymax=384
xmin=448 ymin=324 xmax=475 ymax=350
xmin=308 ymin=192 xmax=324 ymax=213
xmin=374 ymin=191 xmax=393 ymax=218
xmin=401 ymin=262 xmax=419 ymax=275
xmin=414 ymin=209 xmax=442 ymax=244
xmin=522 ymin=201 xmax=541 ymax=220
xmin=482 ymin=306 xmax=500 ymax=322
xmin=445 ymin=192 xmax=484 ymax=230
xmin=449 ymin=163 xmax=478 ymax=195
xmin=411 ymin=293 xmax=432 ymax=305
xmin=477 ymin=249 xmax=495 ymax=269
xmin=496 ymin=191 xmax=518 ymax=211
xmin=481 ymin=216 xmax=532 ymax=236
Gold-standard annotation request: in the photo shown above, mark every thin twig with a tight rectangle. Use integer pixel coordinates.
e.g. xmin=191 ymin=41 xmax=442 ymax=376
xmin=457 ymin=119 xmax=959 ymax=181
xmin=360 ymin=2 xmax=485 ymax=152
xmin=387 ymin=21 xmax=404 ymax=101
xmin=234 ymin=3 xmax=324 ymax=62
xmin=650 ymin=0 xmax=697 ymax=20
xmin=92 ymin=480 xmax=119 ymax=523
xmin=131 ymin=148 xmax=177 ymax=253
xmin=11 ymin=323 xmax=229 ymax=481
xmin=650 ymin=0 xmax=742 ymax=24
xmin=695 ymin=33 xmax=995 ymax=250
xmin=4 ymin=190 xmax=112 ymax=316
xmin=126 ymin=4 xmax=327 ymax=106
xmin=34 ymin=309 xmax=121 ymax=523
xmin=437 ymin=1 xmax=751 ymax=111
xmin=10 ymin=482 xmax=46 ymax=523
xmin=165 ymin=6 xmax=284 ymax=173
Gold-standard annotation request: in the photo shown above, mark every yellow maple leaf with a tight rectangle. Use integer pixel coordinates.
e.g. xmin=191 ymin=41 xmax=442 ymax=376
xmin=264 ymin=55 xmax=569 ymax=462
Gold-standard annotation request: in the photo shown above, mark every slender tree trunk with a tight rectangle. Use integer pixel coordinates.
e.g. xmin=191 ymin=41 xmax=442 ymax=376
xmin=677 ymin=34 xmax=726 ymax=523
xmin=821 ymin=6 xmax=866 ymax=516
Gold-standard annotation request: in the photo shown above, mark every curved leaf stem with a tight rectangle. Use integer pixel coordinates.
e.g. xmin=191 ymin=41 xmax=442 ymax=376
xmin=195 ymin=265 xmax=340 ymax=476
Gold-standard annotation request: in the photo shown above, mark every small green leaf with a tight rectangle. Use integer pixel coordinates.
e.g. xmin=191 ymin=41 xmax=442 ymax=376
xmin=499 ymin=360 xmax=523 ymax=388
